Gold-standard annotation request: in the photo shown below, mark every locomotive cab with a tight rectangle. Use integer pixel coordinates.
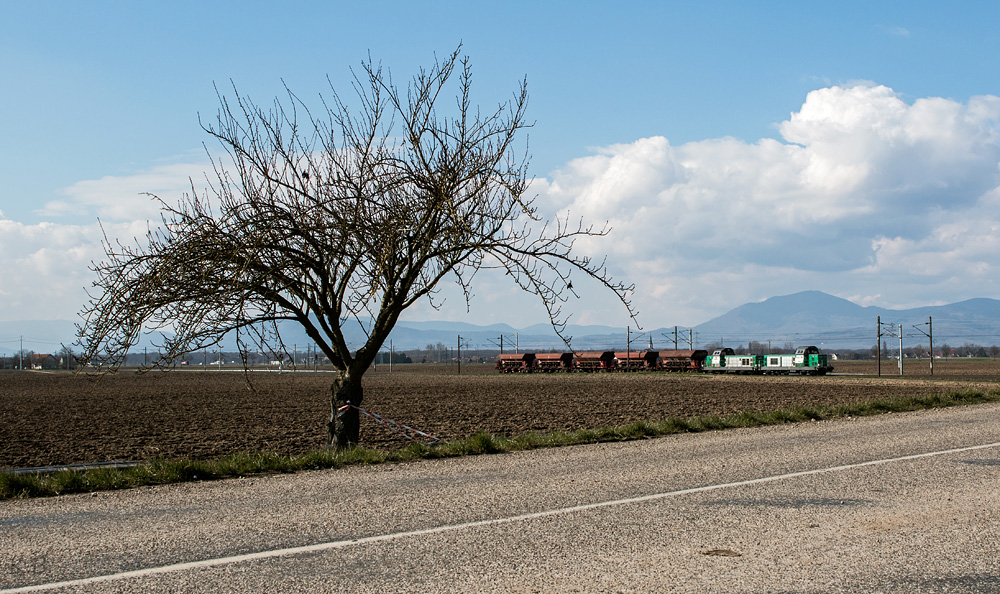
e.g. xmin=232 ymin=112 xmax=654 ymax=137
xmin=703 ymin=348 xmax=735 ymax=371
xmin=794 ymin=346 xmax=833 ymax=374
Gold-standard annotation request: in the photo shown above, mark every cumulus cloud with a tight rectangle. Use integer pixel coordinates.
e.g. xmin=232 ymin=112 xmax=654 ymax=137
xmin=541 ymin=84 xmax=1000 ymax=325
xmin=2 ymin=158 xmax=212 ymax=322
xmin=39 ymin=160 xmax=213 ymax=222
xmin=0 ymin=217 xmax=149 ymax=322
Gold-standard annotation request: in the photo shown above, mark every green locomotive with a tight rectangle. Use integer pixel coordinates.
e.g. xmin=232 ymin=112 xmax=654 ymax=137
xmin=703 ymin=345 xmax=832 ymax=375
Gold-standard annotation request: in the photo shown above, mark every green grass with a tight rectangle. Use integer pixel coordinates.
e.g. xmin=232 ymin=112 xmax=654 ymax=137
xmin=3 ymin=387 xmax=999 ymax=500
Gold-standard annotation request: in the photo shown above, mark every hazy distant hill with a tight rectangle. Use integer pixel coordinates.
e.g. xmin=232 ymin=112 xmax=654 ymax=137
xmin=4 ymin=291 xmax=999 ymax=354
xmin=692 ymin=291 xmax=1000 ymax=350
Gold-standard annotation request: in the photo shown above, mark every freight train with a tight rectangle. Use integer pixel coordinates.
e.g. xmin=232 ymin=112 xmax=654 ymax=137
xmin=496 ymin=346 xmax=832 ymax=375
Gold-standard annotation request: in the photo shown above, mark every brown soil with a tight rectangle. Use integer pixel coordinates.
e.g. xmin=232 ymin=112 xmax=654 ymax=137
xmin=2 ymin=360 xmax=997 ymax=469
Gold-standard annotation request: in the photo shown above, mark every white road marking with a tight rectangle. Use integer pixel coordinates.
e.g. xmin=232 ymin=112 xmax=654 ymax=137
xmin=5 ymin=440 xmax=999 ymax=593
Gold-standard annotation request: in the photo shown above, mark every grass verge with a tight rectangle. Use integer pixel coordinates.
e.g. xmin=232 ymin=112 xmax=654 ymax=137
xmin=3 ymin=387 xmax=999 ymax=500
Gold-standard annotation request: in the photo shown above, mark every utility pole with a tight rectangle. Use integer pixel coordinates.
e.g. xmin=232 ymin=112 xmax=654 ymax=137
xmin=900 ymin=324 xmax=905 ymax=374
xmin=877 ymin=315 xmax=881 ymax=377
xmin=457 ymin=334 xmax=462 ymax=375
xmin=912 ymin=316 xmax=933 ymax=376
xmin=878 ymin=318 xmax=903 ymax=376
xmin=674 ymin=326 xmax=679 ymax=349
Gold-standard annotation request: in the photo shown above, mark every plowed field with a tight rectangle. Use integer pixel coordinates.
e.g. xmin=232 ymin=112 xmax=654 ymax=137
xmin=2 ymin=360 xmax=998 ymax=469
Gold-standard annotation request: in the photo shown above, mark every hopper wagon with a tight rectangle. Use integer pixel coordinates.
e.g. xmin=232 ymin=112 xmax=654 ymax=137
xmin=534 ymin=352 xmax=575 ymax=372
xmin=614 ymin=350 xmax=660 ymax=371
xmin=575 ymin=351 xmax=617 ymax=372
xmin=495 ymin=353 xmax=536 ymax=373
xmin=657 ymin=349 xmax=708 ymax=372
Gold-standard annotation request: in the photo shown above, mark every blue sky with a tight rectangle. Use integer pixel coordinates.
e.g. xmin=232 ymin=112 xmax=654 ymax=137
xmin=3 ymin=1 xmax=1000 ymax=330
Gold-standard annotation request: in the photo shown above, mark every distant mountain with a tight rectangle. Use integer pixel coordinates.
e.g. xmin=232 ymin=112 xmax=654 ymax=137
xmin=694 ymin=290 xmax=883 ymax=345
xmin=692 ymin=291 xmax=1000 ymax=350
xmin=699 ymin=291 xmax=876 ymax=333
xmin=4 ymin=291 xmax=999 ymax=355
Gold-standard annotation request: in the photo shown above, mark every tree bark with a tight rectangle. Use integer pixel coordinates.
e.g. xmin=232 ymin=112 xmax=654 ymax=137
xmin=327 ymin=372 xmax=363 ymax=450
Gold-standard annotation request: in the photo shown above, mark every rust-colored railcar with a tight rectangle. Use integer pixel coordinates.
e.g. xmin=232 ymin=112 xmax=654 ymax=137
xmin=495 ymin=353 xmax=536 ymax=373
xmin=656 ymin=349 xmax=709 ymax=372
xmin=574 ymin=351 xmax=617 ymax=372
xmin=534 ymin=352 xmax=575 ymax=372
xmin=613 ymin=351 xmax=661 ymax=371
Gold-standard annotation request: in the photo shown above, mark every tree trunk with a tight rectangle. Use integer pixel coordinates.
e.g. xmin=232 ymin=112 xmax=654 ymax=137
xmin=327 ymin=372 xmax=363 ymax=450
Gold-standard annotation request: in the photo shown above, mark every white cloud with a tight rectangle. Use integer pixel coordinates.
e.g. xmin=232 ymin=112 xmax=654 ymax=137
xmin=0 ymin=158 xmax=214 ymax=321
xmin=0 ymin=217 xmax=148 ymax=322
xmin=1 ymin=157 xmax=214 ymax=321
xmin=780 ymin=86 xmax=1000 ymax=207
xmin=39 ymin=161 xmax=213 ymax=222
xmin=540 ymin=84 xmax=1000 ymax=326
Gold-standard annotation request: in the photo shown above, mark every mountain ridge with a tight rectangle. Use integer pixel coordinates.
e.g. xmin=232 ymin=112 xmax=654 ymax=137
xmin=4 ymin=291 xmax=999 ymax=353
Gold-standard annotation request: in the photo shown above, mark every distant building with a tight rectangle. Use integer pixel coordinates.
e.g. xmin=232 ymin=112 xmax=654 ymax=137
xmin=31 ymin=354 xmax=59 ymax=370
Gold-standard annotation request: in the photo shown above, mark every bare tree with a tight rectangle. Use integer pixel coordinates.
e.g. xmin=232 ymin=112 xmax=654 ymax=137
xmin=56 ymin=345 xmax=79 ymax=370
xmin=78 ymin=47 xmax=635 ymax=449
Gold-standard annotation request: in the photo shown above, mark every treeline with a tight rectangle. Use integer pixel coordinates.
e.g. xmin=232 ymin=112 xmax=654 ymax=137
xmin=847 ymin=342 xmax=1000 ymax=360
xmin=108 ymin=350 xmax=414 ymax=368
xmin=0 ymin=347 xmax=78 ymax=370
xmin=1 ymin=348 xmax=417 ymax=369
xmin=742 ymin=343 xmax=1000 ymax=360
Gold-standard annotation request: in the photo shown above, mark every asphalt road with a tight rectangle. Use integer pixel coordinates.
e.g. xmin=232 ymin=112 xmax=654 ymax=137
xmin=2 ymin=403 xmax=999 ymax=593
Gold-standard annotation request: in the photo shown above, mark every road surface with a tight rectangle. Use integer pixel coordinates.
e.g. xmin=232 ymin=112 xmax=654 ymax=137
xmin=2 ymin=402 xmax=999 ymax=593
